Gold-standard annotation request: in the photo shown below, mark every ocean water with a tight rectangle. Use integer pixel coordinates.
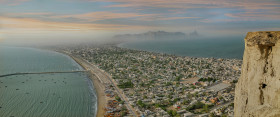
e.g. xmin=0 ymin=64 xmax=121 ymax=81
xmin=118 ymin=37 xmax=245 ymax=59
xmin=0 ymin=46 xmax=96 ymax=117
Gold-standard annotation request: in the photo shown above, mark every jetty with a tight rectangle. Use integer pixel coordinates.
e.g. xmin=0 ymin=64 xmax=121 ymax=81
xmin=0 ymin=70 xmax=88 ymax=78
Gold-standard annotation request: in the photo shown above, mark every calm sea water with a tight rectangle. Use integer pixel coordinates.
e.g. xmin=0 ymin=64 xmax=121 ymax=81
xmin=118 ymin=37 xmax=245 ymax=59
xmin=0 ymin=46 xmax=96 ymax=117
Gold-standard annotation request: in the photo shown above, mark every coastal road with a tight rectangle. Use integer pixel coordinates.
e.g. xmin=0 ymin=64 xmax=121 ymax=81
xmin=66 ymin=52 xmax=138 ymax=117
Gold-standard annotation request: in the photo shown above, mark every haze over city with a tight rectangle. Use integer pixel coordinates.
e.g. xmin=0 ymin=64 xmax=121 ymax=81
xmin=0 ymin=0 xmax=280 ymax=45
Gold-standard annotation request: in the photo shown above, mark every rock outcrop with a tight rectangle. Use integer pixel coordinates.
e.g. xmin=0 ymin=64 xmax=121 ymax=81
xmin=234 ymin=31 xmax=280 ymax=117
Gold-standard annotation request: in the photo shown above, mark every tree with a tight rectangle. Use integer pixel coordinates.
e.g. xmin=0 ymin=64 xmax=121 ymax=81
xmin=186 ymin=101 xmax=205 ymax=111
xmin=143 ymin=95 xmax=147 ymax=99
xmin=167 ymin=110 xmax=173 ymax=115
xmin=137 ymin=100 xmax=146 ymax=108
xmin=183 ymin=100 xmax=189 ymax=105
xmin=167 ymin=110 xmax=177 ymax=117
xmin=172 ymin=110 xmax=177 ymax=116
xmin=118 ymin=80 xmax=134 ymax=88
xmin=203 ymin=104 xmax=209 ymax=113
xmin=115 ymin=96 xmax=121 ymax=101
xmin=229 ymin=103 xmax=234 ymax=107
xmin=221 ymin=114 xmax=227 ymax=117
xmin=175 ymin=76 xmax=182 ymax=81
xmin=210 ymin=113 xmax=216 ymax=117
xmin=191 ymin=85 xmax=196 ymax=89
xmin=232 ymin=80 xmax=238 ymax=83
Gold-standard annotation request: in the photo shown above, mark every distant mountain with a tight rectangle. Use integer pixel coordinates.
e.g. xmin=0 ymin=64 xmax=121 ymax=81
xmin=189 ymin=30 xmax=198 ymax=37
xmin=114 ymin=31 xmax=187 ymax=41
xmin=188 ymin=30 xmax=200 ymax=39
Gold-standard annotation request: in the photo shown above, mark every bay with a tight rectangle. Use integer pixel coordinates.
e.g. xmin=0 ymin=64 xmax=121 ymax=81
xmin=118 ymin=37 xmax=245 ymax=59
xmin=0 ymin=46 xmax=96 ymax=117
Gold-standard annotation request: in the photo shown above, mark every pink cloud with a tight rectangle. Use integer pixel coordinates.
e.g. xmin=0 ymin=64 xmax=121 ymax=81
xmin=89 ymin=0 xmax=280 ymax=10
xmin=225 ymin=10 xmax=280 ymax=21
xmin=52 ymin=11 xmax=200 ymax=22
xmin=157 ymin=17 xmax=200 ymax=20
xmin=0 ymin=16 xmax=159 ymax=33
xmin=139 ymin=16 xmax=200 ymax=21
xmin=52 ymin=11 xmax=159 ymax=22
xmin=83 ymin=0 xmax=280 ymax=22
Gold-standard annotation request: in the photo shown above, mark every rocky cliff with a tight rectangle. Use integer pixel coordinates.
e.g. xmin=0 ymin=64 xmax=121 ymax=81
xmin=234 ymin=31 xmax=280 ymax=117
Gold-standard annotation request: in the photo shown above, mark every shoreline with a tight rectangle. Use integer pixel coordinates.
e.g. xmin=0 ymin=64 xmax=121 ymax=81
xmin=116 ymin=40 xmax=243 ymax=60
xmin=57 ymin=50 xmax=139 ymax=117
xmin=58 ymin=51 xmax=107 ymax=117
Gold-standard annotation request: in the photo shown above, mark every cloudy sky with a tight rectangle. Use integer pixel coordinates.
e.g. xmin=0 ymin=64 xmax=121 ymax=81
xmin=0 ymin=0 xmax=280 ymax=43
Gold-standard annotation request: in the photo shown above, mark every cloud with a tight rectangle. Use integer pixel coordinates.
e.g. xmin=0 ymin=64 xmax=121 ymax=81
xmin=0 ymin=0 xmax=29 ymax=5
xmin=1 ymin=0 xmax=279 ymax=40
xmin=83 ymin=0 xmax=280 ymax=23
xmin=225 ymin=11 xmax=280 ymax=21
xmin=154 ymin=17 xmax=200 ymax=20
xmin=138 ymin=16 xmax=200 ymax=21
xmin=201 ymin=10 xmax=280 ymax=23
xmin=0 ymin=16 xmax=158 ymax=33
xmin=54 ymin=11 xmax=159 ymax=22
xmin=53 ymin=11 xmax=200 ymax=22
xmin=89 ymin=0 xmax=280 ymax=11
xmin=3 ymin=12 xmax=55 ymax=18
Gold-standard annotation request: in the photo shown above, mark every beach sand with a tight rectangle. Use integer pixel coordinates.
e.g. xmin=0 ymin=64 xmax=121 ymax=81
xmin=90 ymin=72 xmax=107 ymax=117
xmin=60 ymin=51 xmax=107 ymax=117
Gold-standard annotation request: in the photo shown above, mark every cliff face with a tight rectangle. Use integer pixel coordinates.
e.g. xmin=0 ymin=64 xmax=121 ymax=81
xmin=234 ymin=31 xmax=280 ymax=117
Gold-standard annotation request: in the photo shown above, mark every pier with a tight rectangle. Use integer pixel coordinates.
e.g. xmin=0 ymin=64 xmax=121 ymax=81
xmin=0 ymin=70 xmax=88 ymax=78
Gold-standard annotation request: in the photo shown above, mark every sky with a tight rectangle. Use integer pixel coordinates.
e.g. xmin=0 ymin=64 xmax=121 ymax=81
xmin=0 ymin=0 xmax=280 ymax=44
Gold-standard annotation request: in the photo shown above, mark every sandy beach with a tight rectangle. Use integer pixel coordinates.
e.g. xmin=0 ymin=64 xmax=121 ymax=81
xmin=89 ymin=72 xmax=107 ymax=117
xmin=60 ymin=51 xmax=108 ymax=117
xmin=60 ymin=50 xmax=137 ymax=117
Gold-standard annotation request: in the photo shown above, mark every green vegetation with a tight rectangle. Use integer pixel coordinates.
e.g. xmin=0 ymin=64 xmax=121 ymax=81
xmin=154 ymin=103 xmax=168 ymax=110
xmin=183 ymin=100 xmax=190 ymax=105
xmin=175 ymin=75 xmax=183 ymax=81
xmin=229 ymin=103 xmax=234 ymax=107
xmin=232 ymin=80 xmax=238 ymax=83
xmin=166 ymin=82 xmax=173 ymax=86
xmin=186 ymin=101 xmax=205 ymax=111
xmin=167 ymin=110 xmax=178 ymax=117
xmin=120 ymin=106 xmax=128 ymax=116
xmin=115 ymin=96 xmax=121 ymax=102
xmin=118 ymin=80 xmax=134 ymax=88
xmin=143 ymin=95 xmax=147 ymax=99
xmin=202 ymin=104 xmax=209 ymax=113
xmin=221 ymin=114 xmax=228 ymax=117
xmin=191 ymin=85 xmax=196 ymax=89
xmin=137 ymin=100 xmax=146 ymax=108
xmin=198 ymin=77 xmax=217 ymax=82
xmin=210 ymin=113 xmax=219 ymax=117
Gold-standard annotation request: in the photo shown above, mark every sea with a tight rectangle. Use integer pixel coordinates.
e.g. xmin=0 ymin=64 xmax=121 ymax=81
xmin=0 ymin=46 xmax=96 ymax=117
xmin=118 ymin=36 xmax=245 ymax=59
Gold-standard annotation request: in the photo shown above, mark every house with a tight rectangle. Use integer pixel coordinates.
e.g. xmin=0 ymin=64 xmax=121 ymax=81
xmin=184 ymin=112 xmax=195 ymax=117
xmin=177 ymin=109 xmax=186 ymax=114
xmin=199 ymin=113 xmax=209 ymax=117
